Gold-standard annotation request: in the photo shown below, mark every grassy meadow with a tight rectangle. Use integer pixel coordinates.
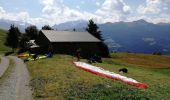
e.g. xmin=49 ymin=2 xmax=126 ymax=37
xmin=26 ymin=53 xmax=170 ymax=100
xmin=0 ymin=28 xmax=169 ymax=99
xmin=0 ymin=29 xmax=10 ymax=54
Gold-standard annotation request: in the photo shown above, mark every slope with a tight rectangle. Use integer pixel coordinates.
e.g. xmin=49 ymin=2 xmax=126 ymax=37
xmin=0 ymin=29 xmax=10 ymax=54
xmin=26 ymin=54 xmax=170 ymax=100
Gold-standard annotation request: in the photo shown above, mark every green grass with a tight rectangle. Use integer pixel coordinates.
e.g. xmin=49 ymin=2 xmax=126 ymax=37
xmin=110 ymin=53 xmax=170 ymax=68
xmin=26 ymin=54 xmax=170 ymax=100
xmin=0 ymin=29 xmax=10 ymax=54
xmin=0 ymin=58 xmax=15 ymax=83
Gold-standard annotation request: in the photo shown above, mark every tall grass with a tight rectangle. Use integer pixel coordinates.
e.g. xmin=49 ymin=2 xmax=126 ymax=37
xmin=0 ymin=29 xmax=10 ymax=54
xmin=111 ymin=53 xmax=170 ymax=68
xmin=27 ymin=54 xmax=170 ymax=100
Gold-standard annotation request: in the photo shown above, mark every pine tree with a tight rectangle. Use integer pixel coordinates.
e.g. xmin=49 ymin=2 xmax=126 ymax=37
xmin=42 ymin=25 xmax=53 ymax=30
xmin=25 ymin=25 xmax=38 ymax=39
xmin=19 ymin=34 xmax=30 ymax=49
xmin=86 ymin=19 xmax=103 ymax=40
xmin=4 ymin=24 xmax=21 ymax=51
xmin=86 ymin=19 xmax=109 ymax=57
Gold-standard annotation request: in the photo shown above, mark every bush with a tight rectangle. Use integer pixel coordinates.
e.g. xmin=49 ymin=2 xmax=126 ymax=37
xmin=152 ymin=51 xmax=162 ymax=55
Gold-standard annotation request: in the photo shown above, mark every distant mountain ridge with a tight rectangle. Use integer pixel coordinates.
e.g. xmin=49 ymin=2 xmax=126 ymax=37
xmin=52 ymin=20 xmax=87 ymax=31
xmin=98 ymin=20 xmax=170 ymax=55
xmin=0 ymin=19 xmax=31 ymax=32
xmin=54 ymin=19 xmax=170 ymax=55
xmin=0 ymin=19 xmax=170 ymax=55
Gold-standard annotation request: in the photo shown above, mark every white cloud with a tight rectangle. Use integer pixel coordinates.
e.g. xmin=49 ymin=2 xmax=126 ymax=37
xmin=133 ymin=0 xmax=170 ymax=23
xmin=17 ymin=12 xmax=30 ymax=21
xmin=0 ymin=7 xmax=29 ymax=21
xmin=0 ymin=6 xmax=49 ymax=27
xmin=39 ymin=0 xmax=133 ymax=25
xmin=147 ymin=14 xmax=170 ymax=23
xmin=1 ymin=0 xmax=170 ymax=27
xmin=95 ymin=0 xmax=131 ymax=23
xmin=137 ymin=0 xmax=170 ymax=14
xmin=76 ymin=5 xmax=80 ymax=9
xmin=96 ymin=2 xmax=100 ymax=6
xmin=41 ymin=0 xmax=55 ymax=6
xmin=0 ymin=7 xmax=5 ymax=13
xmin=127 ymin=14 xmax=170 ymax=24
xmin=0 ymin=0 xmax=133 ymax=27
xmin=0 ymin=7 xmax=6 ymax=19
xmin=40 ymin=0 xmax=101 ymax=25
xmin=123 ymin=5 xmax=131 ymax=13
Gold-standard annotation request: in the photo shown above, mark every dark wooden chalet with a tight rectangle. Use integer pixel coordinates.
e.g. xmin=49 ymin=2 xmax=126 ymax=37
xmin=33 ymin=30 xmax=101 ymax=58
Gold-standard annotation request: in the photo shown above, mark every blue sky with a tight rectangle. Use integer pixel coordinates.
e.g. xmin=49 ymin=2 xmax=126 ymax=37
xmin=0 ymin=0 xmax=170 ymax=26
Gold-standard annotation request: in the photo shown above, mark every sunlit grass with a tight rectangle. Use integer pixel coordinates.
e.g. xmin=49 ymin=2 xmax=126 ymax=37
xmin=111 ymin=53 xmax=170 ymax=68
xmin=0 ymin=58 xmax=15 ymax=82
xmin=0 ymin=29 xmax=10 ymax=54
xmin=27 ymin=54 xmax=170 ymax=100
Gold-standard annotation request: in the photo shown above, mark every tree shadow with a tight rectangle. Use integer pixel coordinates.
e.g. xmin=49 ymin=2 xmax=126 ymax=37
xmin=4 ymin=51 xmax=14 ymax=56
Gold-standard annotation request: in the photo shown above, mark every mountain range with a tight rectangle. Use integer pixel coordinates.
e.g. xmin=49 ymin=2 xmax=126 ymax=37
xmin=99 ymin=20 xmax=170 ymax=55
xmin=0 ymin=19 xmax=170 ymax=55
xmin=0 ymin=19 xmax=30 ymax=32
xmin=53 ymin=19 xmax=170 ymax=55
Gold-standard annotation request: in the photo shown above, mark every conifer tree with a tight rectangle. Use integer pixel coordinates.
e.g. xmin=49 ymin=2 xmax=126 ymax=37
xmin=86 ymin=19 xmax=109 ymax=57
xmin=86 ymin=19 xmax=102 ymax=40
xmin=4 ymin=24 xmax=21 ymax=51
xmin=25 ymin=25 xmax=38 ymax=39
xmin=42 ymin=25 xmax=53 ymax=30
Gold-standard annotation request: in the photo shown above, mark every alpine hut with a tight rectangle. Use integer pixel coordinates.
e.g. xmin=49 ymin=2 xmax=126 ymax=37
xmin=34 ymin=30 xmax=102 ymax=58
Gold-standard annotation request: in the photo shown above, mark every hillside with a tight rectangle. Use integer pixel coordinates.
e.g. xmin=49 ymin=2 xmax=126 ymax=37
xmin=0 ymin=19 xmax=30 ymax=32
xmin=1 ymin=19 xmax=170 ymax=55
xmin=26 ymin=53 xmax=170 ymax=100
xmin=99 ymin=20 xmax=170 ymax=55
xmin=110 ymin=53 xmax=170 ymax=68
xmin=0 ymin=29 xmax=10 ymax=53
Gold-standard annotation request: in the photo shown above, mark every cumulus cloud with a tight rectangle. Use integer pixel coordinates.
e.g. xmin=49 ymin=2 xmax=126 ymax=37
xmin=39 ymin=0 xmax=133 ymax=25
xmin=0 ymin=7 xmax=29 ymax=21
xmin=127 ymin=14 xmax=170 ymax=24
xmin=0 ymin=7 xmax=5 ymax=13
xmin=0 ymin=0 xmax=136 ymax=26
xmin=0 ymin=6 xmax=49 ymax=27
xmin=132 ymin=0 xmax=170 ymax=23
xmin=0 ymin=7 xmax=6 ymax=19
xmin=17 ymin=12 xmax=30 ymax=21
xmin=137 ymin=0 xmax=170 ymax=14
xmin=40 ymin=0 xmax=100 ymax=25
xmin=96 ymin=2 xmax=100 ymax=6
xmin=1 ymin=0 xmax=170 ymax=27
xmin=95 ymin=0 xmax=131 ymax=23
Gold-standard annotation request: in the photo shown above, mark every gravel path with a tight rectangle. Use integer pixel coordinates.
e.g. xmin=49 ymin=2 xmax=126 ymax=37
xmin=0 ymin=56 xmax=33 ymax=100
xmin=0 ymin=56 xmax=9 ymax=77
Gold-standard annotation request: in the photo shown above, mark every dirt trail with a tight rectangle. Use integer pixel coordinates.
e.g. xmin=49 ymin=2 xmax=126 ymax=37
xmin=0 ymin=56 xmax=33 ymax=100
xmin=0 ymin=56 xmax=9 ymax=77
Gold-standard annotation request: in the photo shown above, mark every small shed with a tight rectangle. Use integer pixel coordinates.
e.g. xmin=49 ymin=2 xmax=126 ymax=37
xmin=35 ymin=30 xmax=101 ymax=58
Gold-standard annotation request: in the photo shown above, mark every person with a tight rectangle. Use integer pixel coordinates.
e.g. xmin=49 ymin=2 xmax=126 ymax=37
xmin=32 ymin=54 xmax=38 ymax=60
xmin=46 ymin=44 xmax=53 ymax=58
xmin=76 ymin=48 xmax=81 ymax=61
xmin=45 ymin=51 xmax=53 ymax=58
